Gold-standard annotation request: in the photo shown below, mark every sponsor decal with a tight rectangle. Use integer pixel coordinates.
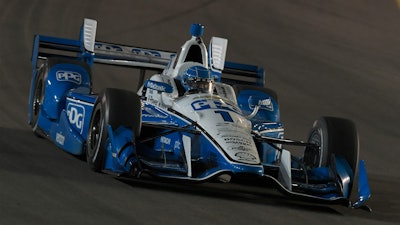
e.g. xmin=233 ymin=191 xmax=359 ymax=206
xmin=56 ymin=70 xmax=82 ymax=84
xmin=56 ymin=133 xmax=65 ymax=145
xmin=228 ymin=146 xmax=253 ymax=152
xmin=191 ymin=99 xmax=240 ymax=113
xmin=95 ymin=43 xmax=123 ymax=52
xmin=145 ymin=80 xmax=173 ymax=93
xmin=160 ymin=136 xmax=171 ymax=145
xmin=147 ymin=81 xmax=166 ymax=92
xmin=222 ymin=135 xmax=252 ymax=146
xmin=94 ymin=43 xmax=162 ymax=58
xmin=142 ymin=106 xmax=168 ymax=119
xmin=174 ymin=140 xmax=182 ymax=150
xmin=235 ymin=152 xmax=257 ymax=161
xmin=67 ymin=103 xmax=85 ymax=134
xmin=132 ymin=48 xmax=161 ymax=57
xmin=249 ymin=96 xmax=274 ymax=111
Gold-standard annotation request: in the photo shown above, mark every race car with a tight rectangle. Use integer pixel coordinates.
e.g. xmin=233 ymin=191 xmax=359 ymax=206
xmin=28 ymin=18 xmax=371 ymax=209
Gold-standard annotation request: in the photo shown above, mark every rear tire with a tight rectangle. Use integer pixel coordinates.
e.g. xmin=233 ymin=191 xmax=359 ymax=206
xmin=86 ymin=88 xmax=142 ymax=172
xmin=30 ymin=64 xmax=47 ymax=137
xmin=30 ymin=57 xmax=92 ymax=137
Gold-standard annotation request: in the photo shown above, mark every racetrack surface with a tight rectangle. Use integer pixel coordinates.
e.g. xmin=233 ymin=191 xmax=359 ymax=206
xmin=1 ymin=0 xmax=399 ymax=224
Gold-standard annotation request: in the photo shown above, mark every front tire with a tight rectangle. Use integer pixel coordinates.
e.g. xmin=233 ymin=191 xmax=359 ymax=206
xmin=306 ymin=117 xmax=359 ymax=172
xmin=86 ymin=88 xmax=142 ymax=172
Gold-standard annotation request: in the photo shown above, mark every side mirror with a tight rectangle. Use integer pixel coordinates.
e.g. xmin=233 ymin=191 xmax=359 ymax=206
xmin=145 ymin=80 xmax=173 ymax=93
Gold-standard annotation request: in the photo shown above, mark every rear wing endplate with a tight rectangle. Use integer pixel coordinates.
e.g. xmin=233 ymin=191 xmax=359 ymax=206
xmin=209 ymin=36 xmax=265 ymax=87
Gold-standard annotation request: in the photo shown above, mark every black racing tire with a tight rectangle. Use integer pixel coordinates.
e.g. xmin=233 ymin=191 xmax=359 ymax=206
xmin=30 ymin=63 xmax=47 ymax=137
xmin=306 ymin=116 xmax=359 ymax=174
xmin=86 ymin=88 xmax=142 ymax=172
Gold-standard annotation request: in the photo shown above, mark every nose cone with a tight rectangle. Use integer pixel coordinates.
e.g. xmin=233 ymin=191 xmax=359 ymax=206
xmin=173 ymin=94 xmax=261 ymax=165
xmin=190 ymin=24 xmax=204 ymax=37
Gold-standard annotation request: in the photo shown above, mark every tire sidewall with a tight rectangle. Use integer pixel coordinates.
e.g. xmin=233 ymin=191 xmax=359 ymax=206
xmin=86 ymin=98 xmax=107 ymax=171
xmin=307 ymin=119 xmax=329 ymax=167
xmin=308 ymin=117 xmax=359 ymax=169
xmin=86 ymin=88 xmax=142 ymax=172
xmin=31 ymin=63 xmax=48 ymax=136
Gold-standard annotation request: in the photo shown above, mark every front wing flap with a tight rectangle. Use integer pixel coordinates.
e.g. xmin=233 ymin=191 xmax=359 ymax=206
xmin=253 ymin=133 xmax=371 ymax=209
xmin=264 ymin=159 xmax=371 ymax=208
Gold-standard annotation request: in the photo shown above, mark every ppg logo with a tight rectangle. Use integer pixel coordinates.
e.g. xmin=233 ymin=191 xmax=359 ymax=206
xmin=67 ymin=103 xmax=85 ymax=134
xmin=56 ymin=70 xmax=82 ymax=84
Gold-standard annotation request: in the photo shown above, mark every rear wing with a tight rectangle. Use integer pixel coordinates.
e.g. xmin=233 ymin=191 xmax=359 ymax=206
xmin=222 ymin=61 xmax=265 ymax=87
xmin=31 ymin=18 xmax=265 ymax=86
xmin=93 ymin=41 xmax=174 ymax=70
xmin=208 ymin=36 xmax=265 ymax=87
xmin=32 ymin=36 xmax=175 ymax=72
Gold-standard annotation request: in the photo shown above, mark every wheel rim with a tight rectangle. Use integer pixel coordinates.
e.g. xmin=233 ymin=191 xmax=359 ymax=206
xmin=309 ymin=128 xmax=324 ymax=166
xmin=32 ymin=78 xmax=43 ymax=122
xmin=88 ymin=108 xmax=104 ymax=162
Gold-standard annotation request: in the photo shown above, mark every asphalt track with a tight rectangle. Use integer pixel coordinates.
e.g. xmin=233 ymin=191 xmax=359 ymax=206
xmin=1 ymin=0 xmax=399 ymax=224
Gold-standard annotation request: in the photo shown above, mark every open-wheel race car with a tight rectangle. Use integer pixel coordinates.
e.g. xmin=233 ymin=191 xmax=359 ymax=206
xmin=28 ymin=19 xmax=371 ymax=209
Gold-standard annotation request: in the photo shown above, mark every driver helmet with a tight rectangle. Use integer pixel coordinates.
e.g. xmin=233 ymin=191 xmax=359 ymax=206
xmin=180 ymin=66 xmax=214 ymax=93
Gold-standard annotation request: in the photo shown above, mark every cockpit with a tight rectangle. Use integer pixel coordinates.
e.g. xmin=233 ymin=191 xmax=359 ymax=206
xmin=179 ymin=65 xmax=214 ymax=94
xmin=140 ymin=23 xmax=231 ymax=105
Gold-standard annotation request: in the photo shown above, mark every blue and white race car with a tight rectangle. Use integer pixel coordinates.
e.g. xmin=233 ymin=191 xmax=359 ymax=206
xmin=28 ymin=19 xmax=371 ymax=209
